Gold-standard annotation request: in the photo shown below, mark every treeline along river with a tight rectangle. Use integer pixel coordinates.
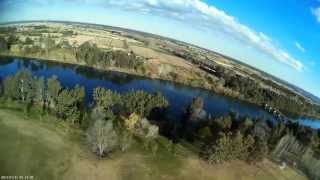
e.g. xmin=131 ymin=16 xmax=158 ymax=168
xmin=0 ymin=56 xmax=319 ymax=129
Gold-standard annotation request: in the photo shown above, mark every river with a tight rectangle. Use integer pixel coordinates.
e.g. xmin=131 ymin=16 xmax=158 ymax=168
xmin=0 ymin=56 xmax=319 ymax=129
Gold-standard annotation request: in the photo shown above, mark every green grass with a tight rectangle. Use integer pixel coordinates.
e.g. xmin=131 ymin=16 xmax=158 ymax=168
xmin=0 ymin=111 xmax=73 ymax=180
xmin=0 ymin=105 xmax=307 ymax=180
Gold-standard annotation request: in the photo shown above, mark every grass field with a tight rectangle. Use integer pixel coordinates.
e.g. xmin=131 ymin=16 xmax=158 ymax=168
xmin=0 ymin=108 xmax=308 ymax=180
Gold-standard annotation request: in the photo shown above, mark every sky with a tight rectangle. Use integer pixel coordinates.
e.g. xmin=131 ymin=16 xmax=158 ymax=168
xmin=0 ymin=0 xmax=319 ymax=97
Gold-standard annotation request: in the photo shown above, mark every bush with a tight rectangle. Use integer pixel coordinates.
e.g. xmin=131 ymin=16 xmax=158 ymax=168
xmin=206 ymin=131 xmax=254 ymax=164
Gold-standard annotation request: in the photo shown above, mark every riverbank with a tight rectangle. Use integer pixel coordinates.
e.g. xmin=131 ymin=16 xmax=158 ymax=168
xmin=1 ymin=53 xmax=319 ymax=120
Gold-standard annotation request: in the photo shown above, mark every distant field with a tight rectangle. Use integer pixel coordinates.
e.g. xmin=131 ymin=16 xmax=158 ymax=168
xmin=0 ymin=109 xmax=307 ymax=180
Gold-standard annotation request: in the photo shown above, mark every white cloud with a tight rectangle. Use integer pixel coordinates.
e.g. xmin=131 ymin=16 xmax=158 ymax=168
xmin=294 ymin=42 xmax=306 ymax=53
xmin=312 ymin=7 xmax=320 ymax=23
xmin=26 ymin=0 xmax=305 ymax=71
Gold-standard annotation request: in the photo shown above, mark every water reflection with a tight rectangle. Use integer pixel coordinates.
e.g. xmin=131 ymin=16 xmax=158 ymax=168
xmin=0 ymin=56 xmax=319 ymax=129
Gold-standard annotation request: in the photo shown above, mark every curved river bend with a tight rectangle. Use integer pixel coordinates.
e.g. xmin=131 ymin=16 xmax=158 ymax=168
xmin=0 ymin=57 xmax=319 ymax=129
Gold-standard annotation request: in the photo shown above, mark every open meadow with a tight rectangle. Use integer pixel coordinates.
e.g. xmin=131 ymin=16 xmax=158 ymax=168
xmin=0 ymin=107 xmax=307 ymax=180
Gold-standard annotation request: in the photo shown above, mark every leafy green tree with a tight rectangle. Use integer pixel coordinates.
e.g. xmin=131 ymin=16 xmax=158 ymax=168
xmin=76 ymin=42 xmax=101 ymax=66
xmin=3 ymin=75 xmax=19 ymax=100
xmin=55 ymin=85 xmax=84 ymax=124
xmin=208 ymin=132 xmax=233 ymax=164
xmin=93 ymin=87 xmax=121 ymax=111
xmin=0 ymin=36 xmax=9 ymax=52
xmin=93 ymin=87 xmax=168 ymax=118
xmin=207 ymin=131 xmax=254 ymax=164
xmin=47 ymin=76 xmax=62 ymax=110
xmin=16 ymin=70 xmax=33 ymax=103
xmin=122 ymin=90 xmax=169 ymax=117
xmin=248 ymin=137 xmax=269 ymax=163
xmin=33 ymin=77 xmax=45 ymax=105
xmin=6 ymin=34 xmax=19 ymax=50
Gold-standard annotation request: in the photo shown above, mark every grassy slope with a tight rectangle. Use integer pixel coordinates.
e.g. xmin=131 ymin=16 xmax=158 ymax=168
xmin=0 ymin=108 xmax=307 ymax=180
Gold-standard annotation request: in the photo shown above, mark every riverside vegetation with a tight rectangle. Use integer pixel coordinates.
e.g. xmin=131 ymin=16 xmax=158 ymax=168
xmin=0 ymin=23 xmax=319 ymax=120
xmin=0 ymin=23 xmax=319 ymax=180
xmin=0 ymin=70 xmax=319 ymax=179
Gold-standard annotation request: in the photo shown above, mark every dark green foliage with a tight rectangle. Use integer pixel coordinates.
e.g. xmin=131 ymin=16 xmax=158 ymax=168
xmin=93 ymin=87 xmax=121 ymax=111
xmin=33 ymin=77 xmax=45 ymax=104
xmin=121 ymin=90 xmax=169 ymax=117
xmin=196 ymin=61 xmax=320 ymax=118
xmin=0 ymin=36 xmax=9 ymax=52
xmin=248 ymin=137 xmax=269 ymax=163
xmin=25 ymin=37 xmax=34 ymax=45
xmin=7 ymin=35 xmax=19 ymax=47
xmin=75 ymin=41 xmax=144 ymax=70
xmin=2 ymin=70 xmax=48 ymax=113
xmin=0 ymin=27 xmax=17 ymax=34
xmin=55 ymin=85 xmax=85 ymax=124
xmin=2 ymin=72 xmax=85 ymax=124
xmin=47 ymin=76 xmax=62 ymax=109
xmin=76 ymin=42 xmax=101 ymax=65
xmin=205 ymin=131 xmax=254 ymax=164
xmin=62 ymin=30 xmax=74 ymax=37
xmin=93 ymin=87 xmax=168 ymax=118
xmin=3 ymin=70 xmax=34 ymax=103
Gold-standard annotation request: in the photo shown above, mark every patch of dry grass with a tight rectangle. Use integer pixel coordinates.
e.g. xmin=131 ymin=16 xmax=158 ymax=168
xmin=0 ymin=109 xmax=307 ymax=180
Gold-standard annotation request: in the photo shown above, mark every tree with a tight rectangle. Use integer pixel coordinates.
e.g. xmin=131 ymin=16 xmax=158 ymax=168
xmin=186 ymin=97 xmax=207 ymax=122
xmin=207 ymin=131 xmax=254 ymax=164
xmin=86 ymin=109 xmax=119 ymax=158
xmin=248 ymin=137 xmax=269 ymax=163
xmin=47 ymin=76 xmax=62 ymax=110
xmin=16 ymin=70 xmax=34 ymax=103
xmin=25 ymin=37 xmax=34 ymax=45
xmin=93 ymin=87 xmax=168 ymax=118
xmin=76 ymin=41 xmax=101 ymax=66
xmin=122 ymin=90 xmax=169 ymax=117
xmin=0 ymin=36 xmax=9 ymax=52
xmin=55 ymin=85 xmax=84 ymax=124
xmin=3 ymin=75 xmax=19 ymax=100
xmin=93 ymin=87 xmax=121 ymax=111
xmin=3 ymin=70 xmax=34 ymax=103
xmin=33 ymin=77 xmax=45 ymax=105
xmin=41 ymin=37 xmax=55 ymax=56
xmin=7 ymin=34 xmax=19 ymax=46
xmin=208 ymin=132 xmax=233 ymax=164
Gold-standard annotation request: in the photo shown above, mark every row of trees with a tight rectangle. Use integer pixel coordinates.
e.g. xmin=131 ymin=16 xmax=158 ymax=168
xmin=213 ymin=66 xmax=319 ymax=118
xmin=174 ymin=48 xmax=320 ymax=119
xmin=181 ymin=97 xmax=320 ymax=165
xmin=0 ymin=70 xmax=170 ymax=158
xmin=1 ymin=70 xmax=85 ymax=124
xmin=0 ymin=32 xmax=145 ymax=75
xmin=87 ymin=87 xmax=168 ymax=157
xmin=75 ymin=41 xmax=145 ymax=71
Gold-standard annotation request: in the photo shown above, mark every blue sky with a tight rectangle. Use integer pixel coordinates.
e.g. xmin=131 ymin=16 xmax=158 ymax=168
xmin=0 ymin=0 xmax=319 ymax=97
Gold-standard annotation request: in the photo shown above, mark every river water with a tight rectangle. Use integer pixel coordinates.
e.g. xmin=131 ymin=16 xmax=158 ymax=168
xmin=0 ymin=57 xmax=319 ymax=129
